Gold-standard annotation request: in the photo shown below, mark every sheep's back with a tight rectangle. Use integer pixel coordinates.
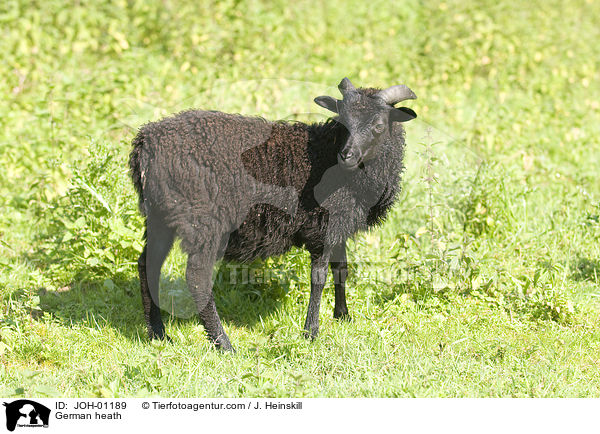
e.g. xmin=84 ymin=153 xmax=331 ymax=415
xmin=135 ymin=110 xmax=307 ymax=254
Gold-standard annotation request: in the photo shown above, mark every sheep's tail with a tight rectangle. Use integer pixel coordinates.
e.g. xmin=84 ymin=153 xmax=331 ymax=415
xmin=129 ymin=131 xmax=147 ymax=216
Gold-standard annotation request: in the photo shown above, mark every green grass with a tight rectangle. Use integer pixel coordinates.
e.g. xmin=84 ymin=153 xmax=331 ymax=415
xmin=1 ymin=0 xmax=600 ymax=397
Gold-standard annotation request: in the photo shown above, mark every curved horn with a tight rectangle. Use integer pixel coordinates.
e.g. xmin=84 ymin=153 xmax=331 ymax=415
xmin=338 ymin=77 xmax=356 ymax=94
xmin=376 ymin=85 xmax=417 ymax=105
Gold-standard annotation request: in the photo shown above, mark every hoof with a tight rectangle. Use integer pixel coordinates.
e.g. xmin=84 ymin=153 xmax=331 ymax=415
xmin=213 ymin=335 xmax=235 ymax=353
xmin=148 ymin=328 xmax=172 ymax=343
xmin=334 ymin=311 xmax=352 ymax=322
xmin=302 ymin=329 xmax=318 ymax=341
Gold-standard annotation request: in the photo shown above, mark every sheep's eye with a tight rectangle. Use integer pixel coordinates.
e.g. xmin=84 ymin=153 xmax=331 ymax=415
xmin=373 ymin=122 xmax=385 ymax=134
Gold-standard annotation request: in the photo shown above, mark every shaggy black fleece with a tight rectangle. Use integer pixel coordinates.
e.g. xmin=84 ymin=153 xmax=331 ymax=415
xmin=129 ymin=84 xmax=414 ymax=351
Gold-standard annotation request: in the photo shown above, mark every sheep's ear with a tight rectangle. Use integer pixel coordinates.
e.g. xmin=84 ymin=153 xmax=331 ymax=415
xmin=390 ymin=107 xmax=417 ymax=122
xmin=314 ymin=96 xmax=340 ymax=113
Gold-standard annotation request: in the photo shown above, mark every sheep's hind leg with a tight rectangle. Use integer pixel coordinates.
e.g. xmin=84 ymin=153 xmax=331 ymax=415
xmin=186 ymin=245 xmax=234 ymax=352
xmin=138 ymin=214 xmax=175 ymax=340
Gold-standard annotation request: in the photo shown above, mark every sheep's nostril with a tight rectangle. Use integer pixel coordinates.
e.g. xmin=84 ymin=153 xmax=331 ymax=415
xmin=340 ymin=149 xmax=354 ymax=161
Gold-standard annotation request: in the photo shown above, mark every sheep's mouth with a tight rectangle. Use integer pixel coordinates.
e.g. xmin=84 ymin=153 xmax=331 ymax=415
xmin=337 ymin=154 xmax=362 ymax=171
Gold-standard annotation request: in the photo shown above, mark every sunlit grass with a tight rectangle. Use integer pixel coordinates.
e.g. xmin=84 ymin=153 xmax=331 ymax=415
xmin=1 ymin=0 xmax=599 ymax=397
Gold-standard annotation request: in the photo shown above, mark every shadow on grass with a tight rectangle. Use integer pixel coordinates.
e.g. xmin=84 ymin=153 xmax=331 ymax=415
xmin=35 ymin=262 xmax=289 ymax=341
xmin=569 ymin=257 xmax=600 ymax=283
xmin=36 ymin=279 xmax=143 ymax=340
xmin=365 ymin=271 xmax=448 ymax=308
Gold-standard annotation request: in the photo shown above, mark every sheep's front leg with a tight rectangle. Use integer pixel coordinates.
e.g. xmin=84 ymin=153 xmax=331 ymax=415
xmin=303 ymin=251 xmax=330 ymax=340
xmin=187 ymin=251 xmax=234 ymax=352
xmin=330 ymin=241 xmax=350 ymax=321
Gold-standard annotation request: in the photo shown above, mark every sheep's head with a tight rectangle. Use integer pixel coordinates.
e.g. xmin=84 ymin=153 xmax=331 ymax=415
xmin=315 ymin=77 xmax=417 ymax=171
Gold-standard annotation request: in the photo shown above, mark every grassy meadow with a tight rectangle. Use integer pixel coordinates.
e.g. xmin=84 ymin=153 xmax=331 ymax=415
xmin=1 ymin=0 xmax=600 ymax=397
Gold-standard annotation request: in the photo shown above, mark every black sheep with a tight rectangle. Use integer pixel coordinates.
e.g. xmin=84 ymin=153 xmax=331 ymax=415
xmin=129 ymin=78 xmax=417 ymax=351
